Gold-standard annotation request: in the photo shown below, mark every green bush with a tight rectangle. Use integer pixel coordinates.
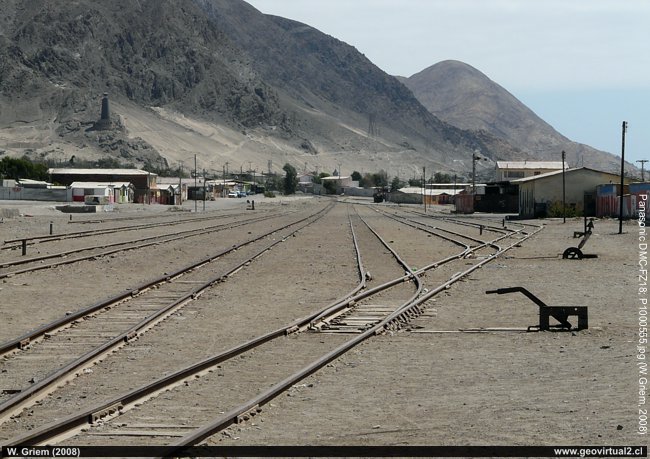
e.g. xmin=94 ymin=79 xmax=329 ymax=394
xmin=0 ymin=156 xmax=49 ymax=181
xmin=547 ymin=200 xmax=582 ymax=218
xmin=264 ymin=191 xmax=275 ymax=198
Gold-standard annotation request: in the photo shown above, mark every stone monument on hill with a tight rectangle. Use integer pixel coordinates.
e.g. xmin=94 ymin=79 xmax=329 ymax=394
xmin=92 ymin=93 xmax=112 ymax=130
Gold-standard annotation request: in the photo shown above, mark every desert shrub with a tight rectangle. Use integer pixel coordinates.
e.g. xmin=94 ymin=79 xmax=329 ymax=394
xmin=547 ymin=200 xmax=582 ymax=218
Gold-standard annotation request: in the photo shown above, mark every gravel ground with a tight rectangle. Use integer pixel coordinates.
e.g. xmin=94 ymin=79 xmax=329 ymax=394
xmin=0 ymin=198 xmax=646 ymax=450
xmin=207 ymin=213 xmax=644 ymax=447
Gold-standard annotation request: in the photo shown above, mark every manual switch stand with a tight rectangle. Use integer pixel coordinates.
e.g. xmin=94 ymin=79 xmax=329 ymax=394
xmin=563 ymin=218 xmax=597 ymax=259
xmin=486 ymin=287 xmax=588 ymax=332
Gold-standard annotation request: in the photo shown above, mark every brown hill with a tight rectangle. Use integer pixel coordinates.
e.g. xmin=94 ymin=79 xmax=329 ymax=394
xmin=399 ymin=60 xmax=625 ymax=172
xmin=0 ymin=0 xmax=525 ymax=180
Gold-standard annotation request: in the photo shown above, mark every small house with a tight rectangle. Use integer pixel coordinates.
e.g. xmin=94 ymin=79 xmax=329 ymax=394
xmin=49 ymin=168 xmax=156 ymax=203
xmin=68 ymin=182 xmax=134 ymax=204
xmin=320 ymin=176 xmax=356 ymax=194
xmin=496 ymin=161 xmax=567 ymax=182
xmin=513 ymin=167 xmax=627 ymax=218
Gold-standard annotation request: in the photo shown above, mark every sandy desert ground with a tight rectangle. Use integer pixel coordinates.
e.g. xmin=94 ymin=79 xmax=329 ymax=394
xmin=0 ymin=196 xmax=646 ymax=452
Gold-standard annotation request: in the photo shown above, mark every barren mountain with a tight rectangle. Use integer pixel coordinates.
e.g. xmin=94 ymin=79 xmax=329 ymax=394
xmin=0 ymin=0 xmax=524 ymax=179
xmin=398 ymin=60 xmax=624 ymax=172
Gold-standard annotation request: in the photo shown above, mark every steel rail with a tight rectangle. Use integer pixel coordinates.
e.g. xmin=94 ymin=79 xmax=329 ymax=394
xmin=379 ymin=205 xmax=514 ymax=236
xmin=305 ymin=206 xmax=425 ymax=329
xmin=380 ymin=223 xmax=544 ymax=330
xmin=0 ymin=203 xmax=336 ymax=425
xmin=373 ymin=206 xmax=529 ymax=261
xmin=0 ymin=204 xmax=331 ymax=357
xmin=3 ymin=207 xmax=538 ymax=449
xmin=346 ymin=204 xmax=368 ymax=292
xmin=304 ymin=204 xmax=510 ymax=331
xmin=313 ymin=210 xmax=515 ymax=330
xmin=379 ymin=203 xmax=517 ymax=233
xmin=1 ymin=203 xmax=370 ymax=445
xmin=375 ymin=207 xmax=491 ymax=245
xmin=350 ymin=207 xmax=423 ymax=303
xmin=161 ymin=215 xmax=537 ymax=455
xmin=0 ymin=211 xmax=287 ymax=273
xmin=2 ymin=210 xmax=263 ymax=246
xmin=65 ymin=211 xmax=230 ymax=225
xmin=404 ymin=206 xmax=533 ymax=235
xmin=391 ymin=212 xmax=517 ymax=250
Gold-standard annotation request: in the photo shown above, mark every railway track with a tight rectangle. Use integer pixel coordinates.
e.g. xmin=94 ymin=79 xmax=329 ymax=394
xmin=0 ymin=202 xmax=334 ymax=421
xmin=1 ymin=209 xmax=255 ymax=252
xmin=0 ymin=202 xmax=543 ymax=450
xmin=0 ymin=209 xmax=295 ymax=279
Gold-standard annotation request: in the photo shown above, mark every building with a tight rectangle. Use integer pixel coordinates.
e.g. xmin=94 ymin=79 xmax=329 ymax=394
xmin=157 ymin=177 xmax=190 ymax=204
xmin=298 ymin=173 xmax=315 ymax=193
xmin=513 ymin=167 xmax=628 ymax=218
xmin=0 ymin=179 xmax=67 ymax=201
xmin=596 ymin=182 xmax=650 ymax=218
xmin=391 ymin=187 xmax=463 ymax=205
xmin=48 ymin=168 xmax=158 ymax=203
xmin=496 ymin=161 xmax=567 ymax=182
xmin=320 ymin=176 xmax=356 ymax=194
xmin=473 ymin=182 xmax=519 ymax=213
xmin=69 ymin=182 xmax=134 ymax=203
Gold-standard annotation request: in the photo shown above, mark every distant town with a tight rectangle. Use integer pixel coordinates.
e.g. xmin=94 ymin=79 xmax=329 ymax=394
xmin=0 ymin=157 xmax=645 ymax=220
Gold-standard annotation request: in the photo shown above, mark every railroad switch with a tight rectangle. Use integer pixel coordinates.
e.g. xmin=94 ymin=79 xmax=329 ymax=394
xmin=486 ymin=287 xmax=588 ymax=332
xmin=563 ymin=218 xmax=597 ymax=260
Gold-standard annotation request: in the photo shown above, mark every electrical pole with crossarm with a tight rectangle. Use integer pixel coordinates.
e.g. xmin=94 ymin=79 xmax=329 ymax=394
xmin=619 ymin=121 xmax=627 ymax=234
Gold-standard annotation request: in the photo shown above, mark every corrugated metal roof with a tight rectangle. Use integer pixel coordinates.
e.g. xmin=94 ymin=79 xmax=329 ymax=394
xmin=320 ymin=176 xmax=350 ymax=181
xmin=69 ymin=181 xmax=133 ymax=188
xmin=398 ymin=187 xmax=463 ymax=196
xmin=496 ymin=161 xmax=567 ymax=169
xmin=49 ymin=168 xmax=155 ymax=176
xmin=510 ymin=167 xmax=618 ymax=183
xmin=17 ymin=179 xmax=50 ymax=185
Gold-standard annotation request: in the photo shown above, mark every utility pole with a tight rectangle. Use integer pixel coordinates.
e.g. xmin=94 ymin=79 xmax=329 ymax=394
xmin=472 ymin=153 xmax=487 ymax=213
xmin=637 ymin=159 xmax=648 ymax=181
xmin=562 ymin=150 xmax=566 ymax=224
xmin=619 ymin=121 xmax=627 ymax=234
xmin=202 ymin=168 xmax=206 ymax=212
xmin=453 ymin=174 xmax=457 ymax=212
xmin=422 ymin=166 xmax=426 ymax=212
xmin=472 ymin=154 xmax=478 ymax=194
xmin=178 ymin=162 xmax=183 ymax=205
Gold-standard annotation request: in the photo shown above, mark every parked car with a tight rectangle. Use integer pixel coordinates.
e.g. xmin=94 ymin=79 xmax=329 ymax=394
xmin=237 ymin=190 xmax=247 ymax=198
xmin=227 ymin=191 xmax=238 ymax=198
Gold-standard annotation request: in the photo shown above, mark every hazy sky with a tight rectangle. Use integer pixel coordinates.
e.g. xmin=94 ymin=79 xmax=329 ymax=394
xmin=246 ymin=0 xmax=649 ymax=166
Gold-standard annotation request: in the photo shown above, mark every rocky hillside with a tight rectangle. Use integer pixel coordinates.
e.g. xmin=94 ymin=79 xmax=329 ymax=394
xmin=0 ymin=0 xmax=284 ymax=168
xmin=0 ymin=0 xmax=528 ymax=178
xmin=399 ymin=60 xmax=625 ymax=172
